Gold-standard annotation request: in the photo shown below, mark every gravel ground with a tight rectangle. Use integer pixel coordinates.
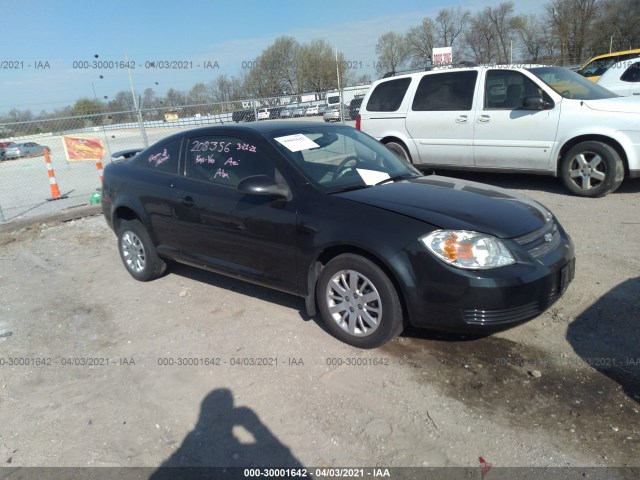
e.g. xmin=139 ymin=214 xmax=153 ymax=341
xmin=0 ymin=171 xmax=638 ymax=478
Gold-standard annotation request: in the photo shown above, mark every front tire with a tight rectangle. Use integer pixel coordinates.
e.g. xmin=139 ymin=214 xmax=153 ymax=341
xmin=317 ymin=254 xmax=403 ymax=348
xmin=117 ymin=219 xmax=166 ymax=281
xmin=560 ymin=141 xmax=624 ymax=197
xmin=384 ymin=140 xmax=412 ymax=163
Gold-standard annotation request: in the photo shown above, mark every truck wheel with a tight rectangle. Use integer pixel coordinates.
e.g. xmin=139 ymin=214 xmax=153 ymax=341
xmin=560 ymin=141 xmax=624 ymax=197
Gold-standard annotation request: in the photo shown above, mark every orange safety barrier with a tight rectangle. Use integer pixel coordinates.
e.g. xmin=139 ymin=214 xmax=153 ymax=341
xmin=44 ymin=150 xmax=67 ymax=201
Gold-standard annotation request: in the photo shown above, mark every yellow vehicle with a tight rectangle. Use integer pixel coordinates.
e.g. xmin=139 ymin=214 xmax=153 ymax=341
xmin=164 ymin=110 xmax=179 ymax=121
xmin=577 ymin=48 xmax=640 ymax=82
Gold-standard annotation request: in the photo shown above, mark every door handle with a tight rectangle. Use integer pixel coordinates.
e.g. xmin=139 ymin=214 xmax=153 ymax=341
xmin=455 ymin=115 xmax=469 ymax=123
xmin=181 ymin=196 xmax=195 ymax=208
xmin=477 ymin=115 xmax=491 ymax=123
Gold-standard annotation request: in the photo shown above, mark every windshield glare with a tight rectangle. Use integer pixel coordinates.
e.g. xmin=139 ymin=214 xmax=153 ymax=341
xmin=267 ymin=126 xmax=420 ymax=192
xmin=528 ymin=66 xmax=618 ymax=100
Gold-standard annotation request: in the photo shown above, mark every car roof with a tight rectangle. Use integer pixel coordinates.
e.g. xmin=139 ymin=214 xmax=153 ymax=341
xmin=376 ymin=63 xmax=550 ymax=81
xmin=604 ymin=55 xmax=640 ymax=69
xmin=580 ymin=49 xmax=640 ymax=66
xmin=157 ymin=121 xmax=341 ymax=142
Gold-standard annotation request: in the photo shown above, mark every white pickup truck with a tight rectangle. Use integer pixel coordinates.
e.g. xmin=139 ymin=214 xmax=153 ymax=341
xmin=357 ymin=64 xmax=640 ymax=197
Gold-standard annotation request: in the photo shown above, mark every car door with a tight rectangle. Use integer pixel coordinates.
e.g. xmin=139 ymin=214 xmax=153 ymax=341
xmin=134 ymin=137 xmax=185 ymax=251
xmin=405 ymin=70 xmax=478 ymax=166
xmin=171 ymin=133 xmax=298 ymax=293
xmin=473 ymin=69 xmax=560 ymax=171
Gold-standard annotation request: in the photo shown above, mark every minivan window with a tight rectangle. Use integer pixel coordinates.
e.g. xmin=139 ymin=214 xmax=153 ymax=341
xmin=484 ymin=70 xmax=543 ymax=109
xmin=365 ymin=78 xmax=411 ymax=112
xmin=620 ymin=62 xmax=640 ymax=82
xmin=412 ymin=71 xmax=477 ymax=111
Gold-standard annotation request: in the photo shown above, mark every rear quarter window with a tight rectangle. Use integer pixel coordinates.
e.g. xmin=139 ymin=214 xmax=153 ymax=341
xmin=365 ymin=78 xmax=411 ymax=112
xmin=135 ymin=138 xmax=182 ymax=174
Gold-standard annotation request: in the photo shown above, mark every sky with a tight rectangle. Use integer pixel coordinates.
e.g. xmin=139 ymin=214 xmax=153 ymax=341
xmin=0 ymin=0 xmax=544 ymax=116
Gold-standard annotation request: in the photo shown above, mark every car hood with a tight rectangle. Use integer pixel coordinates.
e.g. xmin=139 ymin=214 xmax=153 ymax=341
xmin=582 ymin=95 xmax=640 ymax=113
xmin=334 ymin=175 xmax=552 ymax=238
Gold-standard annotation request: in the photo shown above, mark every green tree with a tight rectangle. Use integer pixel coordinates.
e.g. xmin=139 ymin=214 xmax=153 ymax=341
xmin=296 ymin=39 xmax=344 ymax=93
xmin=73 ymin=98 xmax=102 ymax=116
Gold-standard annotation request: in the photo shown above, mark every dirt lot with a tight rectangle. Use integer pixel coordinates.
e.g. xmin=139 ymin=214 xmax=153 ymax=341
xmin=0 ymin=172 xmax=638 ymax=478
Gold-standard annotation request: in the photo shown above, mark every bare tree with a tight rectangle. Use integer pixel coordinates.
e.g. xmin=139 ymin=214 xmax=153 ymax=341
xmin=375 ymin=32 xmax=409 ymax=75
xmin=141 ymin=88 xmax=159 ymax=109
xmin=591 ymin=0 xmax=640 ymax=54
xmin=513 ymin=14 xmax=545 ymax=62
xmin=187 ymin=83 xmax=211 ymax=105
xmin=545 ymin=0 xmax=601 ymax=65
xmin=405 ymin=18 xmax=437 ymax=67
xmin=163 ymin=88 xmax=186 ymax=109
xmin=464 ymin=9 xmax=496 ymax=63
xmin=208 ymin=75 xmax=244 ymax=103
xmin=486 ymin=2 xmax=517 ymax=63
xmin=435 ymin=6 xmax=471 ymax=51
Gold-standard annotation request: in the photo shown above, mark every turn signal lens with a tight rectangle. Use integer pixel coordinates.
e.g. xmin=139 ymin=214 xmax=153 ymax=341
xmin=421 ymin=230 xmax=515 ymax=269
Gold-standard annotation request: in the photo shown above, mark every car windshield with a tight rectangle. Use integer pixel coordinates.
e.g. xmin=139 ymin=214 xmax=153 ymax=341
xmin=266 ymin=125 xmax=421 ymax=193
xmin=528 ymin=66 xmax=618 ymax=100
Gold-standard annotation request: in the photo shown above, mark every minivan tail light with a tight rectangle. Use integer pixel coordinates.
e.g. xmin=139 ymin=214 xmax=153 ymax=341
xmin=355 ymin=114 xmax=361 ymax=130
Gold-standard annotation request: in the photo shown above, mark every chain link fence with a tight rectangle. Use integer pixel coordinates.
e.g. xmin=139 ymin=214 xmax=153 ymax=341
xmin=0 ymin=88 xmax=366 ymax=223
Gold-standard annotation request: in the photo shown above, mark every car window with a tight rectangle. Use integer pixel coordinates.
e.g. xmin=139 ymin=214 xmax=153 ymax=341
xmin=412 ymin=71 xmax=477 ymax=111
xmin=185 ymin=135 xmax=275 ymax=188
xmin=620 ymin=62 xmax=640 ymax=82
xmin=529 ymin=66 xmax=617 ymax=100
xmin=580 ymin=52 xmax=640 ymax=77
xmin=137 ymin=138 xmax=181 ymax=174
xmin=366 ymin=78 xmax=411 ymax=112
xmin=484 ymin=70 xmax=543 ymax=109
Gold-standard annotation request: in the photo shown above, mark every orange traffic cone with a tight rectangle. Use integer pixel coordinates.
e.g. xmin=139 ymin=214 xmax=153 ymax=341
xmin=96 ymin=158 xmax=104 ymax=183
xmin=44 ymin=149 xmax=67 ymax=201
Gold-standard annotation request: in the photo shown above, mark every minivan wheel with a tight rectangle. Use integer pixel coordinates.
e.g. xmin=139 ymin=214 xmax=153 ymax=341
xmin=317 ymin=254 xmax=404 ymax=348
xmin=560 ymin=141 xmax=624 ymax=197
xmin=384 ymin=141 xmax=412 ymax=163
xmin=117 ymin=219 xmax=166 ymax=281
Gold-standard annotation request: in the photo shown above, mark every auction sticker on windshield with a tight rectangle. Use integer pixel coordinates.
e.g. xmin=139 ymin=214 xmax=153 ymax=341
xmin=274 ymin=134 xmax=319 ymax=152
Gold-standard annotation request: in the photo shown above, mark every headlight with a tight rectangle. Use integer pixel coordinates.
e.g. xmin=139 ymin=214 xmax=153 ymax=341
xmin=420 ymin=230 xmax=515 ymax=269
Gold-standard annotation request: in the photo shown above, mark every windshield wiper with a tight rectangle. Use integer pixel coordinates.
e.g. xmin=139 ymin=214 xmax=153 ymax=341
xmin=329 ymin=184 xmax=371 ymax=194
xmin=375 ymin=173 xmax=420 ymax=186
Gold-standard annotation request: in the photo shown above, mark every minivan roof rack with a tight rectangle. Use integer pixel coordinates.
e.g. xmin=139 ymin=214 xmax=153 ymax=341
xmin=382 ymin=61 xmax=478 ymax=78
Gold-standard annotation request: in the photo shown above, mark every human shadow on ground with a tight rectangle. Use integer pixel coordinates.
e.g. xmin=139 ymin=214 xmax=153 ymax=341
xmin=149 ymin=388 xmax=305 ymax=480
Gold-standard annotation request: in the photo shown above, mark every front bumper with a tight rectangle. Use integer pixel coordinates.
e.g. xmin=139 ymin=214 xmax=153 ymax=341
xmin=394 ymin=223 xmax=575 ymax=332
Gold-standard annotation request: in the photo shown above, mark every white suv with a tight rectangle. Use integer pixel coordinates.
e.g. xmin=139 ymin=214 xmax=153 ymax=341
xmin=356 ymin=64 xmax=640 ymax=197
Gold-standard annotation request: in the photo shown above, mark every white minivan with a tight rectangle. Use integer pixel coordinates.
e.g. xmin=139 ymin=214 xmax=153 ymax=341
xmin=596 ymin=57 xmax=640 ymax=96
xmin=357 ymin=64 xmax=640 ymax=197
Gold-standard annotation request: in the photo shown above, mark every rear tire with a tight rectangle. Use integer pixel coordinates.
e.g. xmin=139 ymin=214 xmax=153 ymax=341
xmin=317 ymin=254 xmax=404 ymax=348
xmin=117 ymin=219 xmax=166 ymax=281
xmin=560 ymin=141 xmax=623 ymax=197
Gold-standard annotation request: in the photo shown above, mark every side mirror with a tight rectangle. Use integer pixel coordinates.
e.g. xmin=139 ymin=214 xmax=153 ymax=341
xmin=237 ymin=175 xmax=291 ymax=201
xmin=523 ymin=96 xmax=553 ymax=110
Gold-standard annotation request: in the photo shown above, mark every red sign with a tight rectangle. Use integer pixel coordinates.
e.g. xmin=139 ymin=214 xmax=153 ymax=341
xmin=62 ymin=136 xmax=105 ymax=162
